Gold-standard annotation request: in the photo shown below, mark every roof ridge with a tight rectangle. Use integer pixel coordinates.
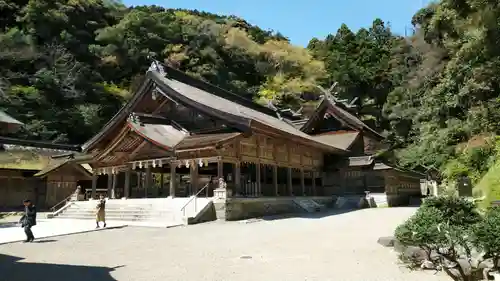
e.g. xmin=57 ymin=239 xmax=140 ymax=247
xmin=158 ymin=62 xmax=280 ymax=118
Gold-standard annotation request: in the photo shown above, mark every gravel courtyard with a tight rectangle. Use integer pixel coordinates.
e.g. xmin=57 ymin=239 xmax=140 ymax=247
xmin=0 ymin=207 xmax=448 ymax=281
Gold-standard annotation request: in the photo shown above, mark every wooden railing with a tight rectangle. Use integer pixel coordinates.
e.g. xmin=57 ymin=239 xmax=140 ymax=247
xmin=50 ymin=189 xmax=79 ymax=212
xmin=180 ymin=183 xmax=209 ymax=217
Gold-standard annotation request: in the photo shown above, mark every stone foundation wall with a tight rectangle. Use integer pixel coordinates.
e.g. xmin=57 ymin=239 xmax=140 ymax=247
xmin=223 ymin=197 xmax=335 ymax=221
xmin=386 ymin=193 xmax=410 ymax=207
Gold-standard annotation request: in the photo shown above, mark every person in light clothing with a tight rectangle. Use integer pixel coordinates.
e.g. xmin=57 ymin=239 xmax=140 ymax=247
xmin=95 ymin=195 xmax=106 ymax=228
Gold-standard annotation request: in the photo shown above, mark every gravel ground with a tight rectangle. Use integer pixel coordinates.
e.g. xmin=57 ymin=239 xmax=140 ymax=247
xmin=0 ymin=212 xmax=51 ymax=224
xmin=0 ymin=207 xmax=449 ymax=281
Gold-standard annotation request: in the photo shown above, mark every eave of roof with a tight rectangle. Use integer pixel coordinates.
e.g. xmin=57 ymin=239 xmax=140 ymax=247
xmin=0 ymin=111 xmax=23 ymax=126
xmin=373 ymin=162 xmax=426 ymax=177
xmin=152 ymin=71 xmax=347 ymax=154
xmin=0 ymin=136 xmax=81 ymax=152
xmin=299 ymin=98 xmax=384 ymax=141
xmin=82 ymin=68 xmax=348 ymax=155
xmin=34 ymin=158 xmax=93 ymax=178
xmin=349 ymin=156 xmax=375 ymax=167
xmin=127 ymin=118 xmax=242 ymax=151
xmin=312 ymin=131 xmax=360 ymax=151
xmin=81 ymin=76 xmax=156 ymax=152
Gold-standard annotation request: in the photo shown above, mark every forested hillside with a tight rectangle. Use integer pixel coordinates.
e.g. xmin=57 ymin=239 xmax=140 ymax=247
xmin=2 ymin=0 xmax=500 ymax=185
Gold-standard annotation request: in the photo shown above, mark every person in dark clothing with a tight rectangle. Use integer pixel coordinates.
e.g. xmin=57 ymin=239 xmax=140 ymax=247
xmin=20 ymin=199 xmax=37 ymax=243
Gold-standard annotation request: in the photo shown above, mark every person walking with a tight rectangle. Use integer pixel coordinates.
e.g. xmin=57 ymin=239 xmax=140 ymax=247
xmin=19 ymin=199 xmax=37 ymax=243
xmin=95 ymin=195 xmax=106 ymax=228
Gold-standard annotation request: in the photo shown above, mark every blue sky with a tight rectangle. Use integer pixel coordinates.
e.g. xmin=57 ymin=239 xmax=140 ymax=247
xmin=122 ymin=0 xmax=432 ymax=46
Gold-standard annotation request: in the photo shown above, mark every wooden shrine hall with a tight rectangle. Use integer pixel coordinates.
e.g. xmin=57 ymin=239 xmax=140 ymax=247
xmin=81 ymin=64 xmax=348 ymax=202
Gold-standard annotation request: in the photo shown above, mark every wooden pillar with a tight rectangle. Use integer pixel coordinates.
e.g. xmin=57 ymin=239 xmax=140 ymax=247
xmin=255 ymin=163 xmax=261 ymax=197
xmin=145 ymin=165 xmax=152 ymax=198
xmin=312 ymin=170 xmax=316 ymax=196
xmin=300 ymin=168 xmax=305 ymax=196
xmin=190 ymin=164 xmax=199 ymax=195
xmin=217 ymin=160 xmax=223 ymax=179
xmin=91 ymin=173 xmax=97 ymax=199
xmin=287 ymin=167 xmax=293 ymax=196
xmin=273 ymin=165 xmax=278 ymax=196
xmin=137 ymin=171 xmax=141 ymax=195
xmin=124 ymin=167 xmax=131 ymax=198
xmin=234 ymin=162 xmax=241 ymax=197
xmin=160 ymin=173 xmax=164 ymax=197
xmin=111 ymin=173 xmax=117 ymax=199
xmin=169 ymin=164 xmax=176 ymax=198
xmin=107 ymin=173 xmax=112 ymax=198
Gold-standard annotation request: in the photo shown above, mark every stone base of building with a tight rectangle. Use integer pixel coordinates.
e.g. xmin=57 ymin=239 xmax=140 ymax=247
xmin=334 ymin=193 xmax=422 ymax=209
xmin=215 ymin=196 xmax=336 ymax=221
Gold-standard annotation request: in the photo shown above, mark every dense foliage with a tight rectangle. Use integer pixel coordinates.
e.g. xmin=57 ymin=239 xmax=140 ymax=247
xmin=395 ymin=196 xmax=500 ymax=281
xmin=0 ymin=0 xmax=326 ymax=143
xmin=2 ymin=0 xmax=500 ymax=190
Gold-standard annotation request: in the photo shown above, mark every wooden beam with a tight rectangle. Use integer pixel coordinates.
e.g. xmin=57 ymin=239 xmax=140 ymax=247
xmin=256 ymin=163 xmax=261 ymax=197
xmin=273 ymin=165 xmax=278 ymax=196
xmin=152 ymin=97 xmax=170 ymax=115
xmin=91 ymin=173 xmax=97 ymax=199
xmin=107 ymin=174 xmax=112 ymax=198
xmin=190 ymin=164 xmax=199 ymax=195
xmin=255 ymin=135 xmax=261 ymax=197
xmin=287 ymin=167 xmax=293 ymax=196
xmin=300 ymin=168 xmax=305 ymax=196
xmin=312 ymin=170 xmax=316 ymax=196
xmin=234 ymin=162 xmax=241 ymax=197
xmin=96 ymin=126 xmax=130 ymax=161
xmin=170 ymin=164 xmax=176 ymax=198
xmin=128 ymin=140 xmax=148 ymax=160
xmin=124 ymin=166 xmax=131 ymax=198
xmin=111 ymin=173 xmax=117 ymax=199
xmin=144 ymin=165 xmax=152 ymax=198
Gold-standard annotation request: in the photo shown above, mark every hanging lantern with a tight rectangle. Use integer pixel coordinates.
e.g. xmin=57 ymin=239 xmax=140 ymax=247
xmin=138 ymin=162 xmax=143 ymax=169
xmin=203 ymin=159 xmax=208 ymax=167
xmin=177 ymin=161 xmax=182 ymax=168
xmin=198 ymin=159 xmax=203 ymax=167
xmin=152 ymin=160 xmax=157 ymax=168
xmin=159 ymin=159 xmax=163 ymax=167
xmin=132 ymin=162 xmax=136 ymax=170
xmin=185 ymin=160 xmax=190 ymax=168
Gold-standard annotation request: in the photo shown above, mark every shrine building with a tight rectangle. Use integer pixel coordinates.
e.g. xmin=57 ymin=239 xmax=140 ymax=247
xmin=63 ymin=63 xmax=423 ymax=221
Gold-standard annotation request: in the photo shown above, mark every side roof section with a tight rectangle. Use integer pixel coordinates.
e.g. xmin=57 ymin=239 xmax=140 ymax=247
xmin=300 ymin=98 xmax=385 ymax=141
xmin=83 ymin=67 xmax=347 ymax=154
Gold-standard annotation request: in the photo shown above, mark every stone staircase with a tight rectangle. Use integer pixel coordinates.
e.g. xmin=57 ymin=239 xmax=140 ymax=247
xmin=52 ymin=197 xmax=214 ymax=227
xmin=368 ymin=193 xmax=388 ymax=207
xmin=293 ymin=199 xmax=325 ymax=213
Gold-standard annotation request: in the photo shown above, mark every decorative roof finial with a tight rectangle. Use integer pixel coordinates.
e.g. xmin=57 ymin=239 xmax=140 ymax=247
xmin=267 ymin=100 xmax=278 ymax=111
xmin=316 ymin=82 xmax=339 ymax=101
xmin=148 ymin=60 xmax=165 ymax=75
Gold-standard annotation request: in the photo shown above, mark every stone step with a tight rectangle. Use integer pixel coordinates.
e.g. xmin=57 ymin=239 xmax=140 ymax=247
xmin=62 ymin=209 xmax=176 ymax=214
xmin=60 ymin=213 xmax=176 ymax=219
xmin=70 ymin=205 xmax=157 ymax=210
xmin=57 ymin=213 xmax=174 ymax=219
xmin=56 ymin=214 xmax=178 ymax=221
xmin=60 ymin=210 xmax=177 ymax=216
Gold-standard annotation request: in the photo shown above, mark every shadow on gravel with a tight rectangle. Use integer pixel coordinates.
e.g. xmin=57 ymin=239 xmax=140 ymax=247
xmin=32 ymin=239 xmax=57 ymax=243
xmin=261 ymin=208 xmax=360 ymax=221
xmin=0 ymin=222 xmax=18 ymax=228
xmin=0 ymin=253 xmax=123 ymax=281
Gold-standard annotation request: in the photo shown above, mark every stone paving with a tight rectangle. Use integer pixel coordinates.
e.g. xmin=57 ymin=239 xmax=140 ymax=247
xmin=0 ymin=218 xmax=127 ymax=244
xmin=0 ymin=207 xmax=449 ymax=281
